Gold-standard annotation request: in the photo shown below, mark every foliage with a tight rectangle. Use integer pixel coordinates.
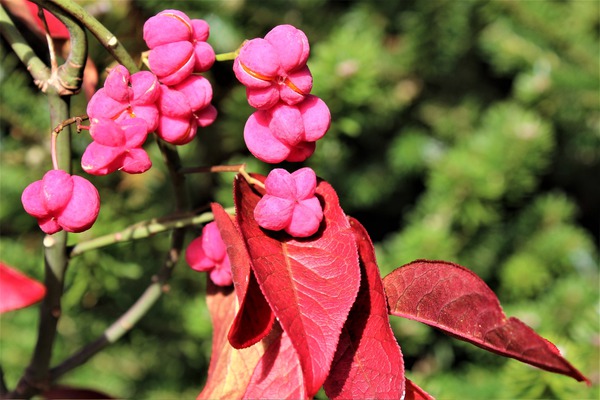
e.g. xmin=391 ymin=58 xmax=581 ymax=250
xmin=1 ymin=0 xmax=598 ymax=399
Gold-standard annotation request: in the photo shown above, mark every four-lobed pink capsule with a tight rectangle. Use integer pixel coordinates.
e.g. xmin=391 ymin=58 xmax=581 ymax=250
xmin=233 ymin=24 xmax=312 ymax=110
xmin=143 ymin=9 xmax=215 ymax=86
xmin=244 ymin=95 xmax=330 ymax=163
xmin=86 ymin=65 xmax=160 ymax=134
xmin=254 ymin=168 xmax=324 ymax=238
xmin=81 ymin=117 xmax=152 ymax=175
xmin=21 ymin=170 xmax=100 ymax=234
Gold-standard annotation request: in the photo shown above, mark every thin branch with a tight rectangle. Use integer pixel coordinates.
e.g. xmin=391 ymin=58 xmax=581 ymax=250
xmin=43 ymin=0 xmax=137 ymax=72
xmin=27 ymin=0 xmax=88 ymax=95
xmin=49 ymin=275 xmax=163 ymax=380
xmin=53 ymin=115 xmax=89 ymax=134
xmin=239 ymin=165 xmax=265 ymax=190
xmin=50 ymin=132 xmax=59 ymax=170
xmin=179 ymin=164 xmax=246 ymax=175
xmin=180 ymin=164 xmax=265 ymax=190
xmin=69 ymin=209 xmax=233 ymax=258
xmin=155 ymin=139 xmax=187 ymax=211
xmin=35 ymin=5 xmax=58 ymax=72
xmin=50 ymin=115 xmax=87 ymax=172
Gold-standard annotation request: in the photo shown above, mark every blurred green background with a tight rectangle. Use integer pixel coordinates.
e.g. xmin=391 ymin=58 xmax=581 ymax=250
xmin=1 ymin=0 xmax=598 ymax=398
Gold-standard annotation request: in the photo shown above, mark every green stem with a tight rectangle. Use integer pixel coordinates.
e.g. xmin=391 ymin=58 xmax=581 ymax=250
xmin=239 ymin=166 xmax=265 ymax=190
xmin=215 ymin=50 xmax=239 ymax=62
xmin=178 ymin=163 xmax=245 ymax=175
xmin=32 ymin=0 xmax=88 ymax=94
xmin=11 ymin=92 xmax=71 ymax=400
xmin=69 ymin=209 xmax=232 ymax=258
xmin=0 ymin=5 xmax=50 ymax=87
xmin=44 ymin=0 xmax=137 ymax=72
xmin=49 ymin=274 xmax=164 ymax=380
xmin=215 ymin=40 xmax=246 ymax=62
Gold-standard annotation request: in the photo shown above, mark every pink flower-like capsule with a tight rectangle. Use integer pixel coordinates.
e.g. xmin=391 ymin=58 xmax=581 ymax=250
xmin=244 ymin=95 xmax=330 ymax=163
xmin=185 ymin=222 xmax=233 ymax=286
xmin=87 ymin=65 xmax=160 ymax=133
xmin=254 ymin=167 xmax=323 ymax=238
xmin=233 ymin=24 xmax=313 ymax=110
xmin=81 ymin=117 xmax=152 ymax=175
xmin=156 ymin=75 xmax=217 ymax=145
xmin=143 ymin=10 xmax=215 ymax=86
xmin=21 ymin=170 xmax=100 ymax=234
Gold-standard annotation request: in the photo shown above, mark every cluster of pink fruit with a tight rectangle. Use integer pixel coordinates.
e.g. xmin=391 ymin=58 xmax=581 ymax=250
xmin=21 ymin=9 xmax=217 ymax=235
xmin=21 ymin=10 xmax=330 ymax=286
xmin=85 ymin=9 xmax=219 ymax=169
xmin=187 ymin=25 xmax=330 ymax=286
xmin=233 ymin=25 xmax=331 ymax=164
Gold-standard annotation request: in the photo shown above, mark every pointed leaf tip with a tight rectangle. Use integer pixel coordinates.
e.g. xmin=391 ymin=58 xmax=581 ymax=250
xmin=0 ymin=262 xmax=46 ymax=313
xmin=383 ymin=259 xmax=590 ymax=384
xmin=404 ymin=378 xmax=435 ymax=400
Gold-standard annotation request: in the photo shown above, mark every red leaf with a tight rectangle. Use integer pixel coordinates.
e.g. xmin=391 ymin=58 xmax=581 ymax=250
xmin=198 ymin=280 xmax=268 ymax=399
xmin=228 ymin=271 xmax=275 ymax=349
xmin=210 ymin=203 xmax=251 ymax=301
xmin=24 ymin=2 xmax=70 ymax=39
xmin=235 ymin=174 xmax=361 ymax=397
xmin=211 ymin=203 xmax=274 ymax=348
xmin=0 ymin=262 xmax=45 ymax=313
xmin=324 ymin=217 xmax=405 ymax=399
xmin=404 ymin=378 xmax=435 ymax=400
xmin=243 ymin=323 xmax=307 ymax=400
xmin=199 ymin=279 xmax=305 ymax=400
xmin=383 ymin=260 xmax=590 ymax=384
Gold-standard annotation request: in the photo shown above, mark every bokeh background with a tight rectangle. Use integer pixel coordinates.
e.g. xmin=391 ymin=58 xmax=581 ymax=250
xmin=1 ymin=0 xmax=598 ymax=398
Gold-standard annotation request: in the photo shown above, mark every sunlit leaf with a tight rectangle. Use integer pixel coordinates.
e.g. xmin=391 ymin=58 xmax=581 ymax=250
xmin=324 ymin=217 xmax=405 ymax=399
xmin=211 ymin=203 xmax=274 ymax=349
xmin=198 ymin=281 xmax=268 ymax=399
xmin=383 ymin=260 xmax=590 ymax=384
xmin=235 ymin=174 xmax=361 ymax=396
